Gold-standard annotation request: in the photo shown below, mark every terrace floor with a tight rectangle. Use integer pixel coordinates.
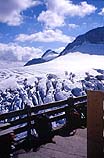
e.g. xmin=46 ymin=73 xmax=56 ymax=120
xmin=15 ymin=128 xmax=87 ymax=158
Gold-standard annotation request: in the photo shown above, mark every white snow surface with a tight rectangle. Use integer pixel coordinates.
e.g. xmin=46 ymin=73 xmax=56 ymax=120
xmin=0 ymin=52 xmax=104 ymax=90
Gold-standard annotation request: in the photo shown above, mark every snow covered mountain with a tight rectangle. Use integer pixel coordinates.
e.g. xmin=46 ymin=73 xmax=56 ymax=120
xmin=25 ymin=26 xmax=104 ymax=67
xmin=41 ymin=49 xmax=59 ymax=61
xmin=25 ymin=49 xmax=59 ymax=66
xmin=60 ymin=26 xmax=104 ymax=55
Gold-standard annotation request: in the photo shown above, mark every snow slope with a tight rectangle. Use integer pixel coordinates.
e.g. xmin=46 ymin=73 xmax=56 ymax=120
xmin=0 ymin=60 xmax=24 ymax=69
xmin=0 ymin=52 xmax=104 ymax=90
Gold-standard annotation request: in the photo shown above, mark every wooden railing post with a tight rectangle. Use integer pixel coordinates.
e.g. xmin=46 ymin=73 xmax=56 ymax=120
xmin=26 ymin=105 xmax=32 ymax=139
xmin=65 ymin=97 xmax=74 ymax=128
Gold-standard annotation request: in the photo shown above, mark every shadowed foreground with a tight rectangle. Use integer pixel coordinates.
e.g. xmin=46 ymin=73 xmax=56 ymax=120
xmin=15 ymin=128 xmax=87 ymax=158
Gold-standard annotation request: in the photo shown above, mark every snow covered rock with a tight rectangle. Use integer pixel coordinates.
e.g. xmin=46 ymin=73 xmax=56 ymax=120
xmin=71 ymin=87 xmax=83 ymax=97
xmin=43 ymin=89 xmax=55 ymax=104
xmin=54 ymin=89 xmax=68 ymax=101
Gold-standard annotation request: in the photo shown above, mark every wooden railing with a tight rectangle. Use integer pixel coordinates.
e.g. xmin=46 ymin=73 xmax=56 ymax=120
xmin=0 ymin=95 xmax=87 ymax=140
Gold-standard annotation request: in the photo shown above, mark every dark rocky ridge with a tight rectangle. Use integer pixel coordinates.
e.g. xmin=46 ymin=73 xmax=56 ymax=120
xmin=60 ymin=26 xmax=104 ymax=55
xmin=25 ymin=49 xmax=58 ymax=66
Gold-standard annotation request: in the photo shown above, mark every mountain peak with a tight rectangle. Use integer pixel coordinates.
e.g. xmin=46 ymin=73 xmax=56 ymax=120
xmin=25 ymin=49 xmax=59 ymax=66
xmin=41 ymin=49 xmax=59 ymax=61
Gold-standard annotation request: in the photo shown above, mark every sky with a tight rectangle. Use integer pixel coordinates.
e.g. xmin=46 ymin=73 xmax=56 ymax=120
xmin=0 ymin=0 xmax=104 ymax=62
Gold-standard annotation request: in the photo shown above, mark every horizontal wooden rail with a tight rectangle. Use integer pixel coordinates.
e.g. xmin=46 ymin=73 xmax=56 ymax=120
xmin=0 ymin=96 xmax=87 ymax=120
xmin=74 ymin=101 xmax=87 ymax=108
xmin=50 ymin=113 xmax=66 ymax=122
xmin=74 ymin=95 xmax=87 ymax=103
xmin=30 ymin=99 xmax=68 ymax=112
xmin=0 ymin=99 xmax=68 ymax=121
xmin=0 ymin=95 xmax=87 ymax=141
xmin=0 ymin=109 xmax=27 ymax=120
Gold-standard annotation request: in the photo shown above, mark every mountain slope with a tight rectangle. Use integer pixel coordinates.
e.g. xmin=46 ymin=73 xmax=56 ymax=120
xmin=42 ymin=49 xmax=59 ymax=61
xmin=25 ymin=26 xmax=104 ymax=66
xmin=24 ymin=58 xmax=45 ymax=66
xmin=25 ymin=49 xmax=59 ymax=66
xmin=60 ymin=26 xmax=104 ymax=55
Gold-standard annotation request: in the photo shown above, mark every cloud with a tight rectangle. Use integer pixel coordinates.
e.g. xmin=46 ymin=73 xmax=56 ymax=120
xmin=0 ymin=43 xmax=43 ymax=62
xmin=98 ymin=8 xmax=104 ymax=16
xmin=38 ymin=10 xmax=65 ymax=28
xmin=38 ymin=0 xmax=97 ymax=28
xmin=0 ymin=0 xmax=41 ymax=26
xmin=15 ymin=29 xmax=75 ymax=43
xmin=68 ymin=24 xmax=79 ymax=29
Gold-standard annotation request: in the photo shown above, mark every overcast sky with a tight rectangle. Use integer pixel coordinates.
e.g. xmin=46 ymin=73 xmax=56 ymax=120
xmin=0 ymin=0 xmax=104 ymax=62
